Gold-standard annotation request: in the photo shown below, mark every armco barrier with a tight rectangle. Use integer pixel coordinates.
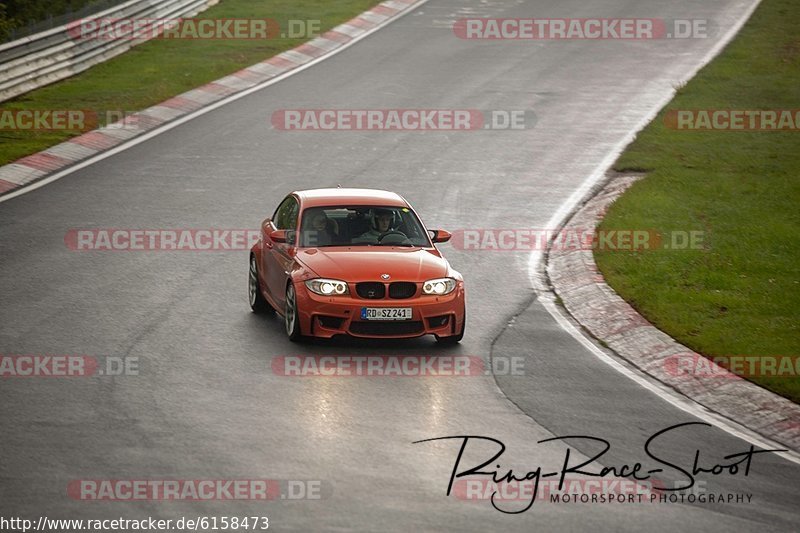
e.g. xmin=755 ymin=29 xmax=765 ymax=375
xmin=0 ymin=0 xmax=218 ymax=103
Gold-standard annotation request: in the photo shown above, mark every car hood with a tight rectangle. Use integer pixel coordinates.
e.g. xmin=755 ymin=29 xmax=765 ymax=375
xmin=296 ymin=247 xmax=448 ymax=282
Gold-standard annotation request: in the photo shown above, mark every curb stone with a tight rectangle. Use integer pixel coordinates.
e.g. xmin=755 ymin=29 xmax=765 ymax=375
xmin=546 ymin=172 xmax=800 ymax=452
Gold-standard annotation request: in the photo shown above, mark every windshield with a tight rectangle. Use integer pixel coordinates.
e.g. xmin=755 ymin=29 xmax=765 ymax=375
xmin=298 ymin=205 xmax=432 ymax=248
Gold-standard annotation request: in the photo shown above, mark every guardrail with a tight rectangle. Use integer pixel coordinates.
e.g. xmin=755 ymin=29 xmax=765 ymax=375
xmin=1 ymin=0 xmax=132 ymax=44
xmin=0 ymin=0 xmax=218 ymax=103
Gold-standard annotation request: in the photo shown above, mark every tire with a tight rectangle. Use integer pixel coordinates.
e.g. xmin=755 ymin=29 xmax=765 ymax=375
xmin=284 ymin=283 xmax=302 ymax=342
xmin=249 ymin=255 xmax=273 ymax=314
xmin=437 ymin=309 xmax=465 ymax=345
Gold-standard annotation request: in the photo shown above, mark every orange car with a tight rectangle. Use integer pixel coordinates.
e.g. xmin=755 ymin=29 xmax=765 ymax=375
xmin=248 ymin=188 xmax=465 ymax=343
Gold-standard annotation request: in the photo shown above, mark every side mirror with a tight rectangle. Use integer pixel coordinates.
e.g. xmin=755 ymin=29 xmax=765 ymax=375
xmin=270 ymin=229 xmax=296 ymax=245
xmin=269 ymin=229 xmax=287 ymax=243
xmin=430 ymin=229 xmax=452 ymax=244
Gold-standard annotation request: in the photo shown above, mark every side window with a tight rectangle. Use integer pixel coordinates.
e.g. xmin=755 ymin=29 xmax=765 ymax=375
xmin=273 ymin=196 xmax=299 ymax=230
xmin=287 ymin=201 xmax=299 ymax=230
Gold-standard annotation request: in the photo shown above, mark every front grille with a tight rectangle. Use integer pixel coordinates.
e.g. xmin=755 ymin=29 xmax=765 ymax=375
xmin=349 ymin=321 xmax=424 ymax=336
xmin=388 ymin=282 xmax=417 ymax=299
xmin=356 ymin=282 xmax=386 ymax=299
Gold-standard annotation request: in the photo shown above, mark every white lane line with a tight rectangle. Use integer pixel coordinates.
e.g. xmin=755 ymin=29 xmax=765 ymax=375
xmin=0 ymin=0 xmax=431 ymax=205
xmin=527 ymin=0 xmax=800 ymax=465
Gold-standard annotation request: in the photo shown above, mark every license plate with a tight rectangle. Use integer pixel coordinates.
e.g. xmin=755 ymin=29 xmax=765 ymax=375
xmin=360 ymin=307 xmax=413 ymax=321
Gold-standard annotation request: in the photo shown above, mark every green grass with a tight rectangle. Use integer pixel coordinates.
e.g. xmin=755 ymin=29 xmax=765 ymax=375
xmin=595 ymin=0 xmax=800 ymax=402
xmin=2 ymin=0 xmax=102 ymax=41
xmin=0 ymin=0 xmax=381 ymax=165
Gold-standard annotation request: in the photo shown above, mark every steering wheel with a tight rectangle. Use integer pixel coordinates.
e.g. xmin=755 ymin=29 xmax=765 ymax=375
xmin=377 ymin=230 xmax=410 ymax=245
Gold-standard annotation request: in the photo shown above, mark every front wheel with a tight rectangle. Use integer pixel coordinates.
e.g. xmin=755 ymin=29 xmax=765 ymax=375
xmin=284 ymin=283 xmax=302 ymax=341
xmin=437 ymin=309 xmax=465 ymax=345
xmin=249 ymin=255 xmax=273 ymax=314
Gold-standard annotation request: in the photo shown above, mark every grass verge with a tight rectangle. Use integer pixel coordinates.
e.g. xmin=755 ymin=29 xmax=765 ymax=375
xmin=594 ymin=0 xmax=800 ymax=402
xmin=0 ymin=0 xmax=381 ymax=166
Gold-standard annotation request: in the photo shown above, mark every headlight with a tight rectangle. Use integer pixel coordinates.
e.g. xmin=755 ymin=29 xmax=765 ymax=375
xmin=422 ymin=277 xmax=456 ymax=295
xmin=305 ymin=278 xmax=349 ymax=296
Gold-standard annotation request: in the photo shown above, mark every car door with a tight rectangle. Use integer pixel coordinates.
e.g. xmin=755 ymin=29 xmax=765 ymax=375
xmin=262 ymin=195 xmax=299 ymax=309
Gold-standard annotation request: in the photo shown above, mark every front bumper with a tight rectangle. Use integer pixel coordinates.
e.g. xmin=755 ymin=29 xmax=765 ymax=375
xmin=294 ymin=281 xmax=465 ymax=339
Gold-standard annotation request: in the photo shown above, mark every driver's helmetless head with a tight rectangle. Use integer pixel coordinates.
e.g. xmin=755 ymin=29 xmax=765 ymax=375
xmin=373 ymin=209 xmax=393 ymax=232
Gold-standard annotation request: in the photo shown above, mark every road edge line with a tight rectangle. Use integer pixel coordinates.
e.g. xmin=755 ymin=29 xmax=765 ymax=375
xmin=0 ymin=0 xmax=430 ymax=204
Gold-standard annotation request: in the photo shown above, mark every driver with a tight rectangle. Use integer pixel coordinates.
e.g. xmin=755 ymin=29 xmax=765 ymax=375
xmin=354 ymin=208 xmax=395 ymax=244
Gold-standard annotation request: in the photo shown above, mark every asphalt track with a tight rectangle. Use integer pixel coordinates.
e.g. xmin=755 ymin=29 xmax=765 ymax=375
xmin=1 ymin=0 xmax=798 ymax=531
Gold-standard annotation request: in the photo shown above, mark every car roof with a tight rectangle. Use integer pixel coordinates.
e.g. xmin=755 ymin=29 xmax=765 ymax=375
xmin=294 ymin=188 xmax=409 ymax=208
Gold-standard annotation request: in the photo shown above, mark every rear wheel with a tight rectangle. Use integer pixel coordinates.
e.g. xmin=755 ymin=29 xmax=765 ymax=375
xmin=285 ymin=283 xmax=301 ymax=341
xmin=249 ymin=255 xmax=273 ymax=314
xmin=437 ymin=309 xmax=465 ymax=345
